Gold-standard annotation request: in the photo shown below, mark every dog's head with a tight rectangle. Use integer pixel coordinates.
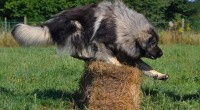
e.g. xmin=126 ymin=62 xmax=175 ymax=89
xmin=137 ymin=28 xmax=163 ymax=59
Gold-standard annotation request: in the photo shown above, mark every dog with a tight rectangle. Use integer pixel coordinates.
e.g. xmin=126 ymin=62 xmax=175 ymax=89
xmin=11 ymin=1 xmax=168 ymax=80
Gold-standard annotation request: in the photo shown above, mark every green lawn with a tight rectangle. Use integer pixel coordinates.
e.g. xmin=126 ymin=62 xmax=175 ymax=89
xmin=0 ymin=45 xmax=199 ymax=110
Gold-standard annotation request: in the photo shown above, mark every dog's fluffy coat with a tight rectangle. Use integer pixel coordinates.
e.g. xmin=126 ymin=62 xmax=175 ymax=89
xmin=12 ymin=1 xmax=168 ymax=80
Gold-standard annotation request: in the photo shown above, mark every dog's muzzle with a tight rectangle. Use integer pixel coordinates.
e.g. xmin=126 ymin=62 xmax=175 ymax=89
xmin=146 ymin=46 xmax=163 ymax=59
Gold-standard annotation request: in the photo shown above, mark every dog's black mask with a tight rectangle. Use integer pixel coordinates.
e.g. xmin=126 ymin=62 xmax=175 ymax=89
xmin=145 ymin=38 xmax=163 ymax=59
xmin=138 ymin=28 xmax=163 ymax=59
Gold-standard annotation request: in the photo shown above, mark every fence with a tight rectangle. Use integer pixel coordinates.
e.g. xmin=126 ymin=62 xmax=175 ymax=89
xmin=152 ymin=20 xmax=200 ymax=33
xmin=0 ymin=16 xmax=41 ymax=35
xmin=0 ymin=22 xmax=18 ymax=34
xmin=1 ymin=19 xmax=200 ymax=35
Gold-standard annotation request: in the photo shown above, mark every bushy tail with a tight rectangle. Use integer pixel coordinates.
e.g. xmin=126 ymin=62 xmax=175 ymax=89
xmin=11 ymin=24 xmax=53 ymax=46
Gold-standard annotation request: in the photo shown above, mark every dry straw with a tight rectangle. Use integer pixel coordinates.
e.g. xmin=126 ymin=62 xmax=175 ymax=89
xmin=0 ymin=34 xmax=19 ymax=47
xmin=80 ymin=61 xmax=142 ymax=110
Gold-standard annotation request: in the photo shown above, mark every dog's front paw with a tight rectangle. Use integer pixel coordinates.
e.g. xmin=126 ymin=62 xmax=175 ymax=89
xmin=153 ymin=74 xmax=169 ymax=80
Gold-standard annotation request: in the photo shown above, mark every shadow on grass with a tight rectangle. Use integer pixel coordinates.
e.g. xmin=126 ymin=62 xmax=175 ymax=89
xmin=0 ymin=87 xmax=16 ymax=96
xmin=32 ymin=89 xmax=84 ymax=109
xmin=1 ymin=86 xmax=199 ymax=108
xmin=0 ymin=87 xmax=85 ymax=109
xmin=142 ymin=88 xmax=200 ymax=101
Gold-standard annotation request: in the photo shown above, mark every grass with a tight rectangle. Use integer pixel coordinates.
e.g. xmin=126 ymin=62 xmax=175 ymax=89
xmin=0 ymin=34 xmax=19 ymax=47
xmin=1 ymin=30 xmax=200 ymax=47
xmin=0 ymin=45 xmax=199 ymax=110
xmin=141 ymin=45 xmax=200 ymax=110
xmin=0 ymin=47 xmax=84 ymax=109
xmin=159 ymin=30 xmax=200 ymax=45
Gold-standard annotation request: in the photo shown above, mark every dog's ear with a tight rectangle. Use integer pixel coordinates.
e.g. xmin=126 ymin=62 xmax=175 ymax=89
xmin=148 ymin=28 xmax=159 ymax=42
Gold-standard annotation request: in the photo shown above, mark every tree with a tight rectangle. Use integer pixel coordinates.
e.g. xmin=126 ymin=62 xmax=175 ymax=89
xmin=0 ymin=0 xmax=6 ymax=21
xmin=2 ymin=0 xmax=71 ymax=21
xmin=0 ymin=0 xmax=199 ymax=22
xmin=0 ymin=0 xmax=101 ymax=22
xmin=190 ymin=0 xmax=200 ymax=20
xmin=165 ymin=0 xmax=196 ymax=21
xmin=123 ymin=0 xmax=171 ymax=22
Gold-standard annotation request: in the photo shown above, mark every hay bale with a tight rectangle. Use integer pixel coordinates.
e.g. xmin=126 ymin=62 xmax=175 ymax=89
xmin=80 ymin=61 xmax=142 ymax=110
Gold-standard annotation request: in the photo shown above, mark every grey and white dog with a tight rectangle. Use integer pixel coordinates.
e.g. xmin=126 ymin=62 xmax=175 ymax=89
xmin=12 ymin=1 xmax=168 ymax=80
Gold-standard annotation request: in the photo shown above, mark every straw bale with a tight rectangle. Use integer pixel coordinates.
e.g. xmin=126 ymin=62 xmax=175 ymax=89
xmin=80 ymin=61 xmax=142 ymax=110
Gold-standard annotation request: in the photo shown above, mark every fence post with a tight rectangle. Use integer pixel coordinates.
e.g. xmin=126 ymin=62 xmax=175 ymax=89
xmin=182 ymin=18 xmax=184 ymax=36
xmin=24 ymin=16 xmax=27 ymax=24
xmin=4 ymin=17 xmax=7 ymax=34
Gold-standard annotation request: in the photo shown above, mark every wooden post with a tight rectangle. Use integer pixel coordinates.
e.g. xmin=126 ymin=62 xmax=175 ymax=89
xmin=24 ymin=16 xmax=27 ymax=24
xmin=182 ymin=18 xmax=184 ymax=36
xmin=4 ymin=17 xmax=7 ymax=34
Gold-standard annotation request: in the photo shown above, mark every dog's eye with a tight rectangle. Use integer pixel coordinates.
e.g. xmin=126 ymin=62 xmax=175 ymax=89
xmin=149 ymin=41 xmax=156 ymax=47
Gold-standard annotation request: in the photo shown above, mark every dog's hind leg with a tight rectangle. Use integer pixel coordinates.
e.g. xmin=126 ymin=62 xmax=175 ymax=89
xmin=136 ymin=59 xmax=168 ymax=80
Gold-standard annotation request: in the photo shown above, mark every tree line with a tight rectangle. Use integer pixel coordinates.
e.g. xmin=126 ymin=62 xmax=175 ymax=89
xmin=0 ymin=0 xmax=199 ymax=22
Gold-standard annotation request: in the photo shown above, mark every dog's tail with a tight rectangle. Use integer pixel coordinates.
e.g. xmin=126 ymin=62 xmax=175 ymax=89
xmin=11 ymin=23 xmax=53 ymax=46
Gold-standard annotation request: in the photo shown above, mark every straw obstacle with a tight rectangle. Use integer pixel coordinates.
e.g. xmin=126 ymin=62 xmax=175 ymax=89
xmin=80 ymin=61 xmax=142 ymax=110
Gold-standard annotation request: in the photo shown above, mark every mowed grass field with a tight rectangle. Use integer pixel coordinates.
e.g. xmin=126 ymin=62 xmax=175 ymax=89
xmin=0 ymin=45 xmax=199 ymax=110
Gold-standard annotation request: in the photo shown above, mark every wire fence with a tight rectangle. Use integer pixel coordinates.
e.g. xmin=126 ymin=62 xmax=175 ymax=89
xmin=0 ymin=21 xmax=45 ymax=35
xmin=0 ymin=22 xmax=18 ymax=34
xmin=1 ymin=20 xmax=200 ymax=35
xmin=152 ymin=20 xmax=200 ymax=33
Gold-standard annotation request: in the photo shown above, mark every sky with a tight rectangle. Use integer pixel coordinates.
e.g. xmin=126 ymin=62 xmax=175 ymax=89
xmin=188 ymin=0 xmax=195 ymax=2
